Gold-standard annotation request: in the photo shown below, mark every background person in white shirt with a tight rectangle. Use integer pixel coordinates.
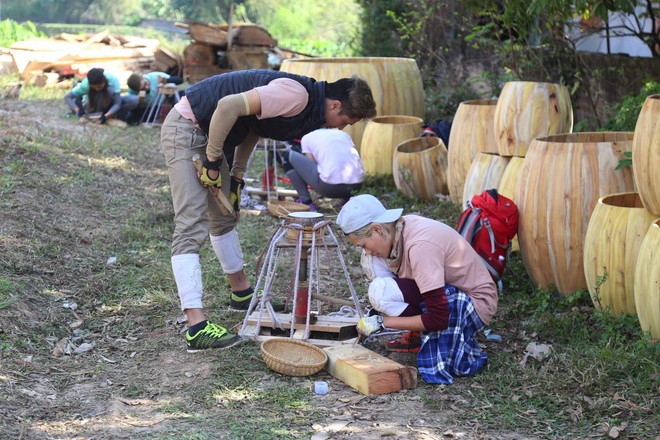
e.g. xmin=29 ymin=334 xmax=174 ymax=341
xmin=279 ymin=128 xmax=364 ymax=210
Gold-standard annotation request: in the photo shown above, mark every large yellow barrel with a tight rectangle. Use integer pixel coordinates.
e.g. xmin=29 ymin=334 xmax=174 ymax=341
xmin=497 ymin=157 xmax=525 ymax=252
xmin=393 ymin=136 xmax=449 ymax=200
xmin=632 ymin=94 xmax=660 ymax=215
xmin=447 ymin=99 xmax=498 ymax=205
xmin=360 ymin=116 xmax=423 ymax=176
xmin=634 ymin=219 xmax=660 ymax=341
xmin=280 ymin=57 xmax=424 ymax=152
xmin=517 ymin=132 xmax=635 ymax=296
xmin=461 ymin=153 xmax=509 ymax=208
xmin=583 ymin=192 xmax=657 ymax=316
xmin=494 ymin=81 xmax=573 ymax=157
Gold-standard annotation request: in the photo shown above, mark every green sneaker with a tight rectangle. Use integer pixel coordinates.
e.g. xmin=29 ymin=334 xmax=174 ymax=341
xmin=230 ymin=288 xmax=285 ymax=312
xmin=185 ymin=321 xmax=242 ymax=352
xmin=230 ymin=288 xmax=255 ymax=311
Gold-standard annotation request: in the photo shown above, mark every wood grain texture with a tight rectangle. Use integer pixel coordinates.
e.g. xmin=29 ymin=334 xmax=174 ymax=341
xmin=393 ymin=136 xmax=449 ymax=200
xmin=517 ymin=132 xmax=635 ymax=296
xmin=583 ymin=192 xmax=657 ymax=316
xmin=280 ymin=57 xmax=424 ymax=151
xmin=447 ymin=99 xmax=498 ymax=205
xmin=634 ymin=219 xmax=660 ymax=341
xmin=461 ymin=153 xmax=510 ymax=208
xmin=497 ymin=156 xmax=525 ymax=252
xmin=494 ymin=81 xmax=573 ymax=157
xmin=360 ymin=116 xmax=423 ymax=176
xmin=632 ymin=94 xmax=660 ymax=215
xmin=324 ymin=344 xmax=418 ymax=395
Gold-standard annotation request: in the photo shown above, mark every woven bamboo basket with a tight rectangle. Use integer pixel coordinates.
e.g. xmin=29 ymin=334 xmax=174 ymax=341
xmin=260 ymin=339 xmax=328 ymax=376
xmin=267 ymin=200 xmax=310 ymax=218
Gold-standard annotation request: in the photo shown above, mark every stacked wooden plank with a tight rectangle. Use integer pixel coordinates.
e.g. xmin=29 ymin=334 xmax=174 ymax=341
xmin=9 ymin=30 xmax=160 ymax=88
xmin=179 ymin=21 xmax=277 ymax=83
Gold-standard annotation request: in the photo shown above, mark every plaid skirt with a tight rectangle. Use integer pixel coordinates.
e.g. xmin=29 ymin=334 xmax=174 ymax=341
xmin=417 ymin=285 xmax=488 ymax=384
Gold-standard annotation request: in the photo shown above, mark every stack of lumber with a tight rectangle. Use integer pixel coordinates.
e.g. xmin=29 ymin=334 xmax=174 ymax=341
xmin=179 ymin=21 xmax=277 ymax=83
xmin=9 ymin=30 xmax=160 ymax=88
xmin=152 ymin=48 xmax=183 ymax=77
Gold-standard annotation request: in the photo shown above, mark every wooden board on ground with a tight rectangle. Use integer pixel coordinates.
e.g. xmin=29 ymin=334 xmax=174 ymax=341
xmin=244 ymin=312 xmax=358 ymax=340
xmin=324 ymin=344 xmax=418 ymax=395
xmin=240 ymin=327 xmax=356 ymax=348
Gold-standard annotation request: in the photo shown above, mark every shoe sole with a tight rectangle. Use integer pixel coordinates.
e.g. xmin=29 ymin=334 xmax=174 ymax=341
xmin=186 ymin=336 xmax=244 ymax=353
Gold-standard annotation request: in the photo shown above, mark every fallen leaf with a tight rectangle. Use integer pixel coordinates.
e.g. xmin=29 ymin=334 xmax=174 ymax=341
xmin=74 ymin=342 xmax=94 ymax=354
xmin=525 ymin=342 xmax=552 ymax=361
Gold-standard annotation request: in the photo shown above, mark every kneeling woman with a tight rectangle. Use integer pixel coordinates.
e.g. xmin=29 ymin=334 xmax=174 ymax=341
xmin=336 ymin=194 xmax=498 ymax=384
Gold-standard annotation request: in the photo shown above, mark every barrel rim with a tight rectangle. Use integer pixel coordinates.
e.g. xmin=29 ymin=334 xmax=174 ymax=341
xmin=369 ymin=115 xmax=424 ymax=125
xmin=598 ymin=192 xmax=646 ymax=209
xmin=395 ymin=136 xmax=445 ymax=153
xmin=534 ymin=132 xmax=634 ymax=143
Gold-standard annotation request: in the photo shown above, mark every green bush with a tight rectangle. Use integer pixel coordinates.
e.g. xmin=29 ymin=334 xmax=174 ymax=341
xmin=0 ymin=19 xmax=45 ymax=48
xmin=423 ymin=83 xmax=481 ymax=123
xmin=602 ymin=81 xmax=660 ymax=131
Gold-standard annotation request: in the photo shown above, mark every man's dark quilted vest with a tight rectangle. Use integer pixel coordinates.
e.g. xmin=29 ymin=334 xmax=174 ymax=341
xmin=185 ymin=70 xmax=326 ymax=153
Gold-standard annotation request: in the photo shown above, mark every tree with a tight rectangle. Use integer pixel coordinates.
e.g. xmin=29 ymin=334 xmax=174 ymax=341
xmin=243 ymin=0 xmax=362 ymax=56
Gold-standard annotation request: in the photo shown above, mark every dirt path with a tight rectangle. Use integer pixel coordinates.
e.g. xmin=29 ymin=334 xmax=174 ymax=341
xmin=0 ymin=98 xmax=540 ymax=439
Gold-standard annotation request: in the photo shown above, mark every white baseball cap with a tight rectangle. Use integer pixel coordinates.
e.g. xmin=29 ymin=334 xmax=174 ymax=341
xmin=336 ymin=194 xmax=403 ymax=234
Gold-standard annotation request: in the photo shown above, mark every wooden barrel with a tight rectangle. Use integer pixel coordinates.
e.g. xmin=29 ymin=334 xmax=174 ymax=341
xmin=361 ymin=116 xmax=423 ymax=176
xmin=632 ymin=94 xmax=660 ymax=215
xmin=583 ymin=192 xmax=657 ymax=316
xmin=280 ymin=57 xmax=424 ymax=152
xmin=393 ymin=136 xmax=449 ymax=200
xmin=517 ymin=132 xmax=636 ymax=296
xmin=461 ymin=153 xmax=510 ymax=208
xmin=447 ymin=99 xmax=499 ymax=205
xmin=634 ymin=219 xmax=660 ymax=340
xmin=494 ymin=81 xmax=573 ymax=157
xmin=497 ymin=157 xmax=525 ymax=252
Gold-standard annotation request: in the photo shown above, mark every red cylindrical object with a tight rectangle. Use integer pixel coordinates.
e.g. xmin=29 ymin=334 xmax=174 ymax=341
xmin=294 ymin=281 xmax=309 ymax=324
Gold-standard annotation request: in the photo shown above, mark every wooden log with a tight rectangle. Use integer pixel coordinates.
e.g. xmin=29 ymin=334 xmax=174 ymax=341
xmin=632 ymin=94 xmax=660 ymax=215
xmin=324 ymin=344 xmax=418 ymax=395
xmin=360 ymin=115 xmax=423 ymax=176
xmin=187 ymin=21 xmax=228 ymax=47
xmin=447 ymin=99 xmax=499 ymax=205
xmin=393 ymin=136 xmax=449 ymax=200
xmin=183 ymin=43 xmax=216 ymax=66
xmin=517 ymin=132 xmax=635 ymax=296
xmin=226 ymin=47 xmax=268 ymax=70
xmin=231 ymin=25 xmax=278 ymax=47
xmin=494 ymin=81 xmax=573 ymax=157
xmin=634 ymin=219 xmax=660 ymax=341
xmin=184 ymin=65 xmax=230 ymax=84
xmin=280 ymin=57 xmax=424 ymax=152
xmin=583 ymin=192 xmax=657 ymax=316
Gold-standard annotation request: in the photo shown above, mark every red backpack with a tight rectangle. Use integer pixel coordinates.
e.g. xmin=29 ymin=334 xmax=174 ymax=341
xmin=455 ymin=189 xmax=519 ymax=292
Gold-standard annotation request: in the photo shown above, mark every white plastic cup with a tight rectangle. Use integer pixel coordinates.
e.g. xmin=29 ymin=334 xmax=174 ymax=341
xmin=314 ymin=380 xmax=328 ymax=395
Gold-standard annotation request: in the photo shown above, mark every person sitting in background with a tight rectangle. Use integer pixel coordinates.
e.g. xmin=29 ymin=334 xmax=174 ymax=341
xmin=125 ymin=71 xmax=183 ymax=124
xmin=278 ymin=128 xmax=364 ymax=211
xmin=64 ymin=68 xmax=132 ymax=124
xmin=336 ymin=194 xmax=498 ymax=384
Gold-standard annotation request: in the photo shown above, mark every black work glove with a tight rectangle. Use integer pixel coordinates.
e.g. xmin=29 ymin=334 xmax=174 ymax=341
xmin=200 ymin=157 xmax=222 ymax=188
xmin=229 ymin=176 xmax=245 ymax=212
xmin=99 ymin=114 xmax=107 ymax=124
